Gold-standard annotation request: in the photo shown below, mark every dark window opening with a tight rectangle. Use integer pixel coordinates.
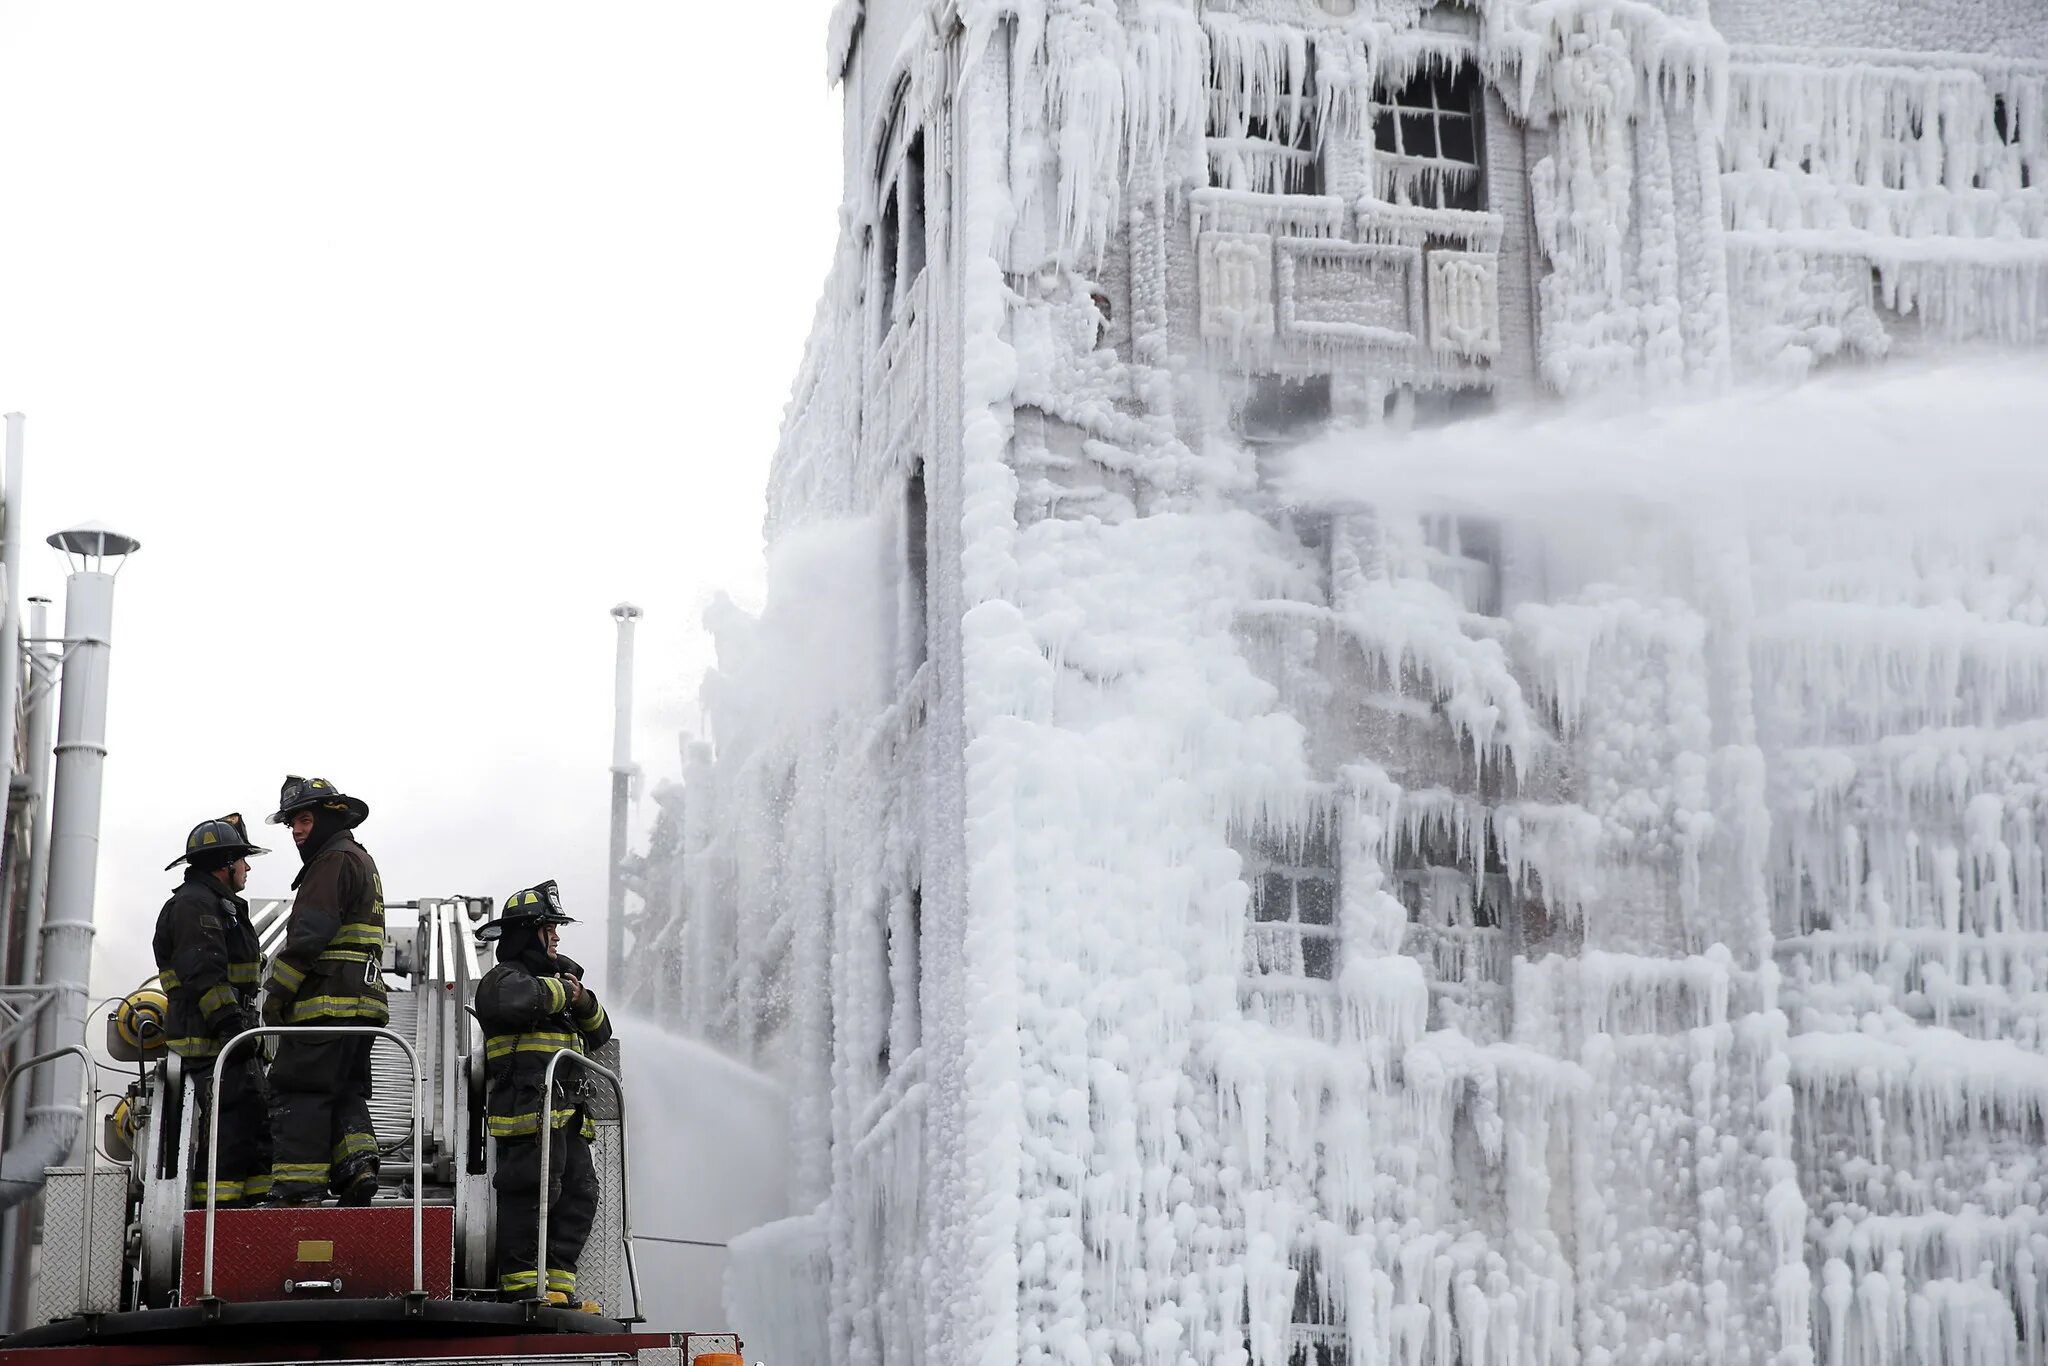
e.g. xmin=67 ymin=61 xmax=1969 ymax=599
xmin=1245 ymin=819 xmax=1340 ymax=981
xmin=1207 ymin=49 xmax=1324 ymax=195
xmin=903 ymin=131 xmax=927 ymax=288
xmin=1422 ymin=513 xmax=1503 ymax=618
xmin=1374 ymin=63 xmax=1485 ymax=212
xmin=1240 ymin=374 xmax=1333 ymax=445
xmin=1408 ymin=386 xmax=1496 ymax=429
xmin=903 ymin=464 xmax=929 ymax=676
xmin=905 ymin=885 xmax=923 ymax=1052
xmin=877 ymin=192 xmax=900 ymax=347
xmin=1287 ymin=1250 xmax=1349 ymax=1366
xmin=876 ymin=898 xmax=895 ymax=1077
xmin=1991 ymin=94 xmax=2031 ymax=187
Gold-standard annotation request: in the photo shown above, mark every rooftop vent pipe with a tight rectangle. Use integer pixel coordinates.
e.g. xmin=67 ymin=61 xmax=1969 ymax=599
xmin=0 ymin=522 xmax=138 ymax=1210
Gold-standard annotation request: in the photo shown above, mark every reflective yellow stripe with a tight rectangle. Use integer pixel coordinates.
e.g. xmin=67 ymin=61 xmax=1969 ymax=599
xmin=547 ymin=1269 xmax=576 ymax=1291
xmin=271 ymin=1162 xmax=329 ymax=1181
xmin=572 ymin=1001 xmax=606 ymax=1032
xmin=158 ymin=969 xmax=183 ymax=989
xmin=243 ymin=1174 xmax=273 ymax=1196
xmin=315 ymin=950 xmax=377 ymax=964
xmin=329 ymin=924 xmax=384 ymax=948
xmin=170 ymin=1036 xmax=222 ymax=1059
xmin=487 ymin=1107 xmax=579 ymax=1137
xmin=333 ymin=1132 xmax=378 ymax=1160
xmin=483 ymin=1031 xmax=584 ymax=1060
xmin=269 ymin=960 xmax=307 ymax=992
xmin=500 ymin=1270 xmax=540 ymax=1292
xmin=542 ymin=977 xmax=568 ymax=1014
xmin=227 ymin=962 xmax=261 ymax=985
xmin=286 ymin=995 xmax=390 ymax=1023
xmin=199 ymin=983 xmax=236 ymax=1015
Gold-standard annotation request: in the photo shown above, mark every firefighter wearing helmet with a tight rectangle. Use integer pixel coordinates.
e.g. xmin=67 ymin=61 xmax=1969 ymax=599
xmin=152 ymin=813 xmax=273 ymax=1206
xmin=259 ymin=775 xmax=387 ymax=1206
xmin=474 ymin=879 xmax=613 ymax=1306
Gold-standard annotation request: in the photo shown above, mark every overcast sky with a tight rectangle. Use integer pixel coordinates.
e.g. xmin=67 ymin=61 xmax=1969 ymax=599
xmin=0 ymin=2 xmax=843 ymax=998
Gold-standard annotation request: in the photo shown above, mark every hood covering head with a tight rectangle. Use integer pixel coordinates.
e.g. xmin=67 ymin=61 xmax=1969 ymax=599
xmin=497 ymin=921 xmax=550 ymax=972
xmin=298 ymin=804 xmax=357 ymax=866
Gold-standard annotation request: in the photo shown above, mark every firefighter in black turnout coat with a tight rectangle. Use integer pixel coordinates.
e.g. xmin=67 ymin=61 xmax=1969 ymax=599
xmin=474 ymin=880 xmax=613 ymax=1306
xmin=152 ymin=814 xmax=273 ymax=1206
xmin=260 ymin=775 xmax=388 ymax=1205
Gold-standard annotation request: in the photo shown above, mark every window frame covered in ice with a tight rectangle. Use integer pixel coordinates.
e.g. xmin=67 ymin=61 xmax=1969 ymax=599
xmin=1244 ymin=818 xmax=1341 ymax=982
xmin=1419 ymin=511 xmax=1503 ymax=619
xmin=1372 ymin=61 xmax=1485 ymax=213
xmin=1238 ymin=373 xmax=1334 ymax=446
xmin=1284 ymin=1247 xmax=1349 ymax=1366
xmin=1206 ymin=38 xmax=1325 ymax=196
xmin=872 ymin=83 xmax=928 ymax=347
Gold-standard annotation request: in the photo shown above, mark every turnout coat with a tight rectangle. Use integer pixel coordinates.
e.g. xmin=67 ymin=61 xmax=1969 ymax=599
xmin=152 ymin=872 xmax=263 ymax=1060
xmin=473 ymin=953 xmax=612 ymax=1141
xmin=262 ymin=831 xmax=387 ymax=1025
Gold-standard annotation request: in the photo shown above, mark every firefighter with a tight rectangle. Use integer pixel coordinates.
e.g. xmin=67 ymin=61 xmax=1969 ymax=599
xmin=474 ymin=880 xmax=613 ymax=1307
xmin=259 ymin=775 xmax=387 ymax=1206
xmin=152 ymin=813 xmax=273 ymax=1207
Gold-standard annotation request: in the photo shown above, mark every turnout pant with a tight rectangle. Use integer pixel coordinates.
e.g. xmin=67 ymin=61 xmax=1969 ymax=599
xmin=494 ymin=1127 xmax=599 ymax=1300
xmin=187 ymin=1054 xmax=272 ymax=1207
xmin=268 ymin=1031 xmax=378 ymax=1201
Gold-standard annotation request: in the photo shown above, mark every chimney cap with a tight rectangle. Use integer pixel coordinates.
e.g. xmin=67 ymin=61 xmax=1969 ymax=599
xmin=48 ymin=521 xmax=141 ymax=560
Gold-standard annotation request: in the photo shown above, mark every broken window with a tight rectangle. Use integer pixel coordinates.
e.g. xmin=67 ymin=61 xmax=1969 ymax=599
xmin=902 ymin=132 xmax=927 ymax=285
xmin=873 ymin=92 xmax=928 ymax=345
xmin=876 ymin=193 xmax=900 ymax=347
xmin=1373 ymin=63 xmax=1484 ymax=211
xmin=1422 ymin=513 xmax=1503 ymax=618
xmin=1239 ymin=374 xmax=1333 ymax=445
xmin=904 ymin=884 xmax=923 ymax=1053
xmin=1991 ymin=93 xmax=2033 ymax=189
xmin=1244 ymin=819 xmax=1340 ymax=981
xmin=902 ymin=463 xmax=929 ymax=680
xmin=1207 ymin=46 xmax=1324 ymax=195
xmin=875 ymin=892 xmax=895 ymax=1077
xmin=1288 ymin=1248 xmax=1348 ymax=1366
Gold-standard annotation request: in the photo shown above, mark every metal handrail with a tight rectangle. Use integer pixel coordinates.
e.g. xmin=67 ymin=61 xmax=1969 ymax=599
xmin=2 ymin=1044 xmax=100 ymax=1314
xmin=205 ymin=1026 xmax=424 ymax=1298
xmin=535 ymin=1049 xmax=640 ymax=1318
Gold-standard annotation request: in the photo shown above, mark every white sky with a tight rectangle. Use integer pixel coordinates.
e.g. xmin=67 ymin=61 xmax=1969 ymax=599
xmin=0 ymin=3 xmax=844 ymax=1000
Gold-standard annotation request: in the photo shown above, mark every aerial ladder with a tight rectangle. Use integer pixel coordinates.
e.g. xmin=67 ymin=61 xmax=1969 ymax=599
xmin=0 ymin=895 xmax=743 ymax=1366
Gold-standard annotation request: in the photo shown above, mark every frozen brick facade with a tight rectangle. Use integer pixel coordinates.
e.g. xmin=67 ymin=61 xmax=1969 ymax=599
xmin=623 ymin=3 xmax=2048 ymax=1364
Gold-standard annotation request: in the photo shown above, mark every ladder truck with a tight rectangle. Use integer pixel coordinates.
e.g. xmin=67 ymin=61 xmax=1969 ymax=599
xmin=0 ymin=895 xmax=744 ymax=1366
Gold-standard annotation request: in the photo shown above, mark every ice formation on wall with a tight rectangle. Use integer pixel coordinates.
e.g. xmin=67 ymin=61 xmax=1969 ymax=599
xmin=644 ymin=3 xmax=2048 ymax=1363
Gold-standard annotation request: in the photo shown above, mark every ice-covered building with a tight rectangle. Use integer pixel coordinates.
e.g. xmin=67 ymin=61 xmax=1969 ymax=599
xmin=627 ymin=2 xmax=2048 ymax=1363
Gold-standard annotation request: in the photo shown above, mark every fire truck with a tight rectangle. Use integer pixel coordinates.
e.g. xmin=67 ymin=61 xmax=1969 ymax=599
xmin=0 ymin=895 xmax=744 ymax=1366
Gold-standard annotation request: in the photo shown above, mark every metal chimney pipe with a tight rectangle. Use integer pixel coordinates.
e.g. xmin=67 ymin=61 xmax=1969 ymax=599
xmin=17 ymin=598 xmax=55 ymax=990
xmin=607 ymin=602 xmax=642 ymax=996
xmin=0 ymin=416 xmax=24 ymax=944
xmin=0 ymin=531 xmax=135 ymax=1211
